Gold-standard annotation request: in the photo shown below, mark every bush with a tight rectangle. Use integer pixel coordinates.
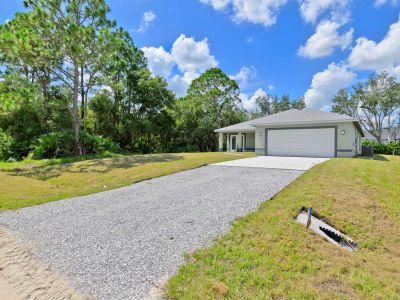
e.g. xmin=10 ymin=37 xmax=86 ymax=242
xmin=363 ymin=140 xmax=400 ymax=155
xmin=32 ymin=130 xmax=74 ymax=159
xmin=32 ymin=130 xmax=120 ymax=159
xmin=170 ymin=144 xmax=200 ymax=153
xmin=79 ymin=131 xmax=120 ymax=154
xmin=0 ymin=128 xmax=14 ymax=161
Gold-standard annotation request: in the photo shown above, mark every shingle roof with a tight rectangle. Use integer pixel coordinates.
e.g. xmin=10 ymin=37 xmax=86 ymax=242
xmin=215 ymin=108 xmax=363 ymax=135
xmin=249 ymin=108 xmax=357 ymax=126
xmin=214 ymin=119 xmax=255 ymax=132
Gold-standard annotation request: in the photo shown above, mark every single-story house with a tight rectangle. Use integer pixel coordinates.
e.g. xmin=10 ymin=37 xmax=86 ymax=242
xmin=363 ymin=128 xmax=400 ymax=144
xmin=215 ymin=108 xmax=364 ymax=158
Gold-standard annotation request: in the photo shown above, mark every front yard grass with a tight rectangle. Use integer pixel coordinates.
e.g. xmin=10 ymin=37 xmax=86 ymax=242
xmin=0 ymin=152 xmax=254 ymax=211
xmin=166 ymin=155 xmax=400 ymax=299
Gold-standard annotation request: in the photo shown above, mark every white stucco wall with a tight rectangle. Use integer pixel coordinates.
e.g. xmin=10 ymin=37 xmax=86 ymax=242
xmin=254 ymin=122 xmax=362 ymax=158
xmin=245 ymin=132 xmax=255 ymax=150
xmin=255 ymin=127 xmax=265 ymax=155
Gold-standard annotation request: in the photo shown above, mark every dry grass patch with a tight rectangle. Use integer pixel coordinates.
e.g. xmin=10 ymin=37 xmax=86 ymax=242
xmin=166 ymin=155 xmax=400 ymax=299
xmin=0 ymin=152 xmax=254 ymax=211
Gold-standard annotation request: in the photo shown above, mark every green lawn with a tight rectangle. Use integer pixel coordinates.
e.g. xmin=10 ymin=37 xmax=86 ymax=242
xmin=0 ymin=152 xmax=254 ymax=211
xmin=166 ymin=155 xmax=400 ymax=299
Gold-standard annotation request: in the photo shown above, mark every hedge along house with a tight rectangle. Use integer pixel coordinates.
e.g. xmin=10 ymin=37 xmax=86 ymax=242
xmin=215 ymin=108 xmax=365 ymax=158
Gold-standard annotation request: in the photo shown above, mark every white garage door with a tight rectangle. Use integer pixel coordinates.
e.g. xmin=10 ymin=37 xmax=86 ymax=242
xmin=267 ymin=128 xmax=336 ymax=158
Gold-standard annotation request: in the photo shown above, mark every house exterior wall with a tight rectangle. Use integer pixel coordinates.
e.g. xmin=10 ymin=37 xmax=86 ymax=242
xmin=244 ymin=132 xmax=255 ymax=150
xmin=336 ymin=122 xmax=358 ymax=157
xmin=254 ymin=122 xmax=361 ymax=158
xmin=255 ymin=127 xmax=265 ymax=155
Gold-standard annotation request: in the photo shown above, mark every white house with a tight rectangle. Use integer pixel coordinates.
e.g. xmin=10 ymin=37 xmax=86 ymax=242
xmin=215 ymin=108 xmax=364 ymax=158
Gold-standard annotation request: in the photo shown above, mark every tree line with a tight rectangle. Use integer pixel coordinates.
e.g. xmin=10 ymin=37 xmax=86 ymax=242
xmin=0 ymin=0 xmax=308 ymax=161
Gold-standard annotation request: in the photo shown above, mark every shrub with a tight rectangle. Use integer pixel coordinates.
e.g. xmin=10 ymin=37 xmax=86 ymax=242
xmin=80 ymin=131 xmax=120 ymax=154
xmin=32 ymin=130 xmax=120 ymax=159
xmin=32 ymin=130 xmax=74 ymax=159
xmin=363 ymin=140 xmax=400 ymax=155
xmin=183 ymin=145 xmax=200 ymax=152
xmin=170 ymin=144 xmax=200 ymax=153
xmin=0 ymin=128 xmax=14 ymax=161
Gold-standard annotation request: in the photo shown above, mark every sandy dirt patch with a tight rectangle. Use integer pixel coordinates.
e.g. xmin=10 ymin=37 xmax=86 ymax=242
xmin=0 ymin=227 xmax=91 ymax=300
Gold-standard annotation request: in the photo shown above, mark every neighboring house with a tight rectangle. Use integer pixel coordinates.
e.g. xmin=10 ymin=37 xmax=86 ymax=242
xmin=363 ymin=128 xmax=400 ymax=144
xmin=215 ymin=108 xmax=364 ymax=158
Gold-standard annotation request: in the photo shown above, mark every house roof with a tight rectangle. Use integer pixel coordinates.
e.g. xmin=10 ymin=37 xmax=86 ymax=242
xmin=249 ymin=108 xmax=357 ymax=126
xmin=214 ymin=119 xmax=256 ymax=132
xmin=215 ymin=108 xmax=364 ymax=136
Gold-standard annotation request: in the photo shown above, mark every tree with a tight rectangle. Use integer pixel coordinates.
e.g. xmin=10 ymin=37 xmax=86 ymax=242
xmin=332 ymin=89 xmax=358 ymax=117
xmin=280 ymin=94 xmax=291 ymax=111
xmin=331 ymin=72 xmax=400 ymax=143
xmin=251 ymin=93 xmax=305 ymax=117
xmin=292 ymin=96 xmax=306 ymax=110
xmin=173 ymin=68 xmax=246 ymax=151
xmin=90 ymin=31 xmax=175 ymax=153
xmin=255 ymin=94 xmax=272 ymax=116
xmin=0 ymin=0 xmax=116 ymax=155
xmin=271 ymin=95 xmax=280 ymax=114
xmin=0 ymin=74 xmax=44 ymax=158
xmin=0 ymin=72 xmax=73 ymax=158
xmin=187 ymin=68 xmax=241 ymax=127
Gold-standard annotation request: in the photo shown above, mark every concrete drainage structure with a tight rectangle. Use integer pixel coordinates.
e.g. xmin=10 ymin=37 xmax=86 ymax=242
xmin=295 ymin=207 xmax=357 ymax=252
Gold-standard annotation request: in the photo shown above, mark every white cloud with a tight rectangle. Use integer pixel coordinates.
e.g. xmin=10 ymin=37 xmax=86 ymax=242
xmin=200 ymin=0 xmax=287 ymax=27
xmin=231 ymin=0 xmax=287 ymax=27
xmin=240 ymin=88 xmax=267 ymax=111
xmin=348 ymin=16 xmax=400 ymax=73
xmin=4 ymin=19 xmax=10 ymax=24
xmin=171 ymin=34 xmax=218 ymax=73
xmin=137 ymin=11 xmax=157 ymax=33
xmin=268 ymin=84 xmax=275 ymax=90
xmin=230 ymin=66 xmax=257 ymax=83
xmin=142 ymin=34 xmax=218 ymax=97
xmin=169 ymin=72 xmax=200 ymax=98
xmin=141 ymin=46 xmax=175 ymax=78
xmin=304 ymin=63 xmax=356 ymax=110
xmin=299 ymin=0 xmax=350 ymax=23
xmin=200 ymin=0 xmax=231 ymax=10
xmin=374 ymin=0 xmax=399 ymax=6
xmin=298 ymin=20 xmax=353 ymax=58
xmin=384 ymin=65 xmax=400 ymax=79
xmin=246 ymin=36 xmax=254 ymax=43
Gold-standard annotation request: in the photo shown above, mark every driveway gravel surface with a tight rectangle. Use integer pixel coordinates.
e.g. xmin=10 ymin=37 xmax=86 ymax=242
xmin=0 ymin=165 xmax=303 ymax=299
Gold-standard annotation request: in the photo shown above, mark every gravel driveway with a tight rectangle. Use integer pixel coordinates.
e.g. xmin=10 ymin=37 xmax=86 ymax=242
xmin=0 ymin=165 xmax=303 ymax=299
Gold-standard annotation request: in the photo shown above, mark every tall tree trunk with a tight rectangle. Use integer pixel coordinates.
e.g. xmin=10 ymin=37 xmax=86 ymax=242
xmin=84 ymin=92 xmax=88 ymax=122
xmin=81 ymin=66 xmax=85 ymax=121
xmin=72 ymin=64 xmax=81 ymax=155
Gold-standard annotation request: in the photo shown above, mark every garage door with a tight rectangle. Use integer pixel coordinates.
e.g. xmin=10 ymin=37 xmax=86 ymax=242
xmin=267 ymin=128 xmax=336 ymax=158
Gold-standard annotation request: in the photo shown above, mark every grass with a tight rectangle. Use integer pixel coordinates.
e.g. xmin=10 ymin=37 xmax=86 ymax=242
xmin=0 ymin=151 xmax=122 ymax=170
xmin=0 ymin=152 xmax=254 ymax=211
xmin=166 ymin=155 xmax=400 ymax=299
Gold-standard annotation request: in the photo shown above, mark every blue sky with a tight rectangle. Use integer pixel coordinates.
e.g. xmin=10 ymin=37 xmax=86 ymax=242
xmin=1 ymin=0 xmax=400 ymax=111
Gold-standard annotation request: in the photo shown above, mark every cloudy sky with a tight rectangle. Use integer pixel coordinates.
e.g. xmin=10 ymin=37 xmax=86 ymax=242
xmin=1 ymin=0 xmax=400 ymax=111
